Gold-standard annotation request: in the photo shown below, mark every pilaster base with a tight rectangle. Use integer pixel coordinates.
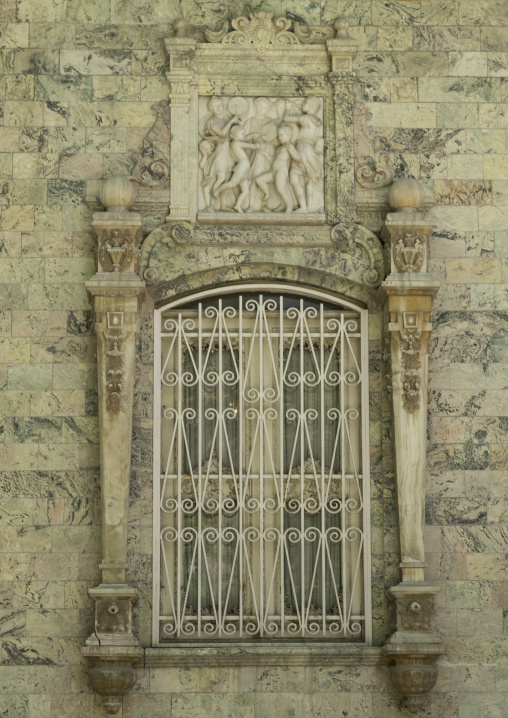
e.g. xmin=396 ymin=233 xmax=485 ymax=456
xmin=383 ymin=583 xmax=445 ymax=712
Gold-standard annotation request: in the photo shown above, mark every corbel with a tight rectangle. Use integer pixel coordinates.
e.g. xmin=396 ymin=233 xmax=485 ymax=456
xmin=378 ymin=179 xmax=445 ymax=711
xmin=82 ymin=176 xmax=145 ymax=714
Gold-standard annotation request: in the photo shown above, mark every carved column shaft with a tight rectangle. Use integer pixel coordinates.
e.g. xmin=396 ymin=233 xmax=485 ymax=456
xmin=82 ymin=178 xmax=145 ymax=715
xmin=326 ymin=40 xmax=357 ymax=224
xmin=380 ymin=180 xmax=444 ymax=712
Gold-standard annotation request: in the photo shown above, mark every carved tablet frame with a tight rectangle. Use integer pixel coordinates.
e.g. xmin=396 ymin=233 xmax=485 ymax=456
xmin=165 ymin=23 xmax=358 ymax=228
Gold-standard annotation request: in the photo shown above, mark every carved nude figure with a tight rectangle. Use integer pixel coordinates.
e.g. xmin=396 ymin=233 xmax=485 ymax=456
xmin=254 ymin=124 xmax=302 ymax=213
xmin=199 ymin=139 xmax=215 ymax=210
xmin=214 ymin=125 xmax=259 ymax=212
xmin=244 ymin=97 xmax=277 ymax=211
xmin=203 ymin=97 xmax=240 ymax=200
xmin=284 ymin=97 xmax=323 ymax=212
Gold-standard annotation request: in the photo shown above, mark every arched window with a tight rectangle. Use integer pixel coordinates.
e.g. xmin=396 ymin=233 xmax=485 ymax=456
xmin=153 ymin=283 xmax=371 ymax=643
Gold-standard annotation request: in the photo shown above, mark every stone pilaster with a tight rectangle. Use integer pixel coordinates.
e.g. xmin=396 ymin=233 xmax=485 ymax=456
xmin=81 ymin=176 xmax=145 ymax=715
xmin=379 ymin=179 xmax=444 ymax=711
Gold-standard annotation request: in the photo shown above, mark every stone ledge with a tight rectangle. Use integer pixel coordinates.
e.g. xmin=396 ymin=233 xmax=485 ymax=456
xmin=145 ymin=644 xmax=383 ymax=667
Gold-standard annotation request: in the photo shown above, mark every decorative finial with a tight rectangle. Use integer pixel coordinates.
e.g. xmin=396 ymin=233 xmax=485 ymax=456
xmin=100 ymin=176 xmax=137 ymax=213
xmin=387 ymin=178 xmax=425 ymax=213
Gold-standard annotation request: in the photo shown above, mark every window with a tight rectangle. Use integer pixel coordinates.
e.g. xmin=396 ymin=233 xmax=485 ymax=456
xmin=153 ymin=284 xmax=371 ymax=643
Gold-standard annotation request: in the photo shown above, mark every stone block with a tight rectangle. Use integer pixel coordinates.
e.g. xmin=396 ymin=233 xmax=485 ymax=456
xmin=21 ymin=231 xmax=69 ymax=258
xmin=4 ymin=417 xmax=62 ymax=444
xmin=60 ymin=50 xmax=132 ymax=75
xmin=14 ymin=50 xmax=58 ymax=75
xmin=466 ymin=129 xmax=506 ymax=154
xmin=419 ymin=77 xmax=501 ymax=103
xmin=449 ymin=51 xmax=487 ymax=77
xmin=44 ymin=258 xmax=95 ymax=283
xmin=59 ymin=153 xmax=104 ymax=181
xmin=7 ymin=365 xmax=53 ymax=390
xmin=445 ymin=257 xmax=501 ymax=283
xmin=26 ymin=608 xmax=80 ymax=637
xmin=54 ymin=364 xmax=97 ymax=391
xmin=446 ymin=154 xmax=483 ymax=179
xmin=34 ymin=206 xmax=62 ymax=231
xmin=132 ymin=49 xmax=167 ymax=75
xmin=29 ymin=23 xmax=75 ymax=49
xmin=31 ymin=390 xmax=85 ymax=417
xmin=1 ymin=75 xmax=34 ymax=101
xmin=481 ymin=26 xmax=508 ymax=52
xmin=66 ymin=0 xmax=110 ymax=23
xmin=92 ymin=75 xmax=140 ymax=101
xmin=434 ymin=180 xmax=492 ymax=206
xmin=35 ymin=75 xmax=92 ymax=102
xmin=2 ymin=205 xmax=34 ymax=231
xmin=467 ymin=553 xmax=505 ymax=580
xmin=17 ymin=0 xmax=66 ymax=22
xmin=401 ymin=102 xmax=436 ymax=128
xmin=447 ymin=581 xmax=481 ymax=608
xmin=0 ymin=23 xmax=29 ymax=48
xmin=28 ymin=283 xmax=91 ymax=311
xmin=459 ymin=0 xmax=508 ymax=26
xmin=414 ymin=26 xmax=480 ymax=52
xmin=62 ymin=416 xmax=99 ymax=443
xmin=1 ymin=525 xmax=51 ymax=552
xmin=30 ymin=336 xmax=96 ymax=364
xmin=484 ymin=155 xmax=508 ymax=180
xmin=85 ymin=127 xmax=127 ymax=153
xmin=12 ymin=309 xmax=67 ymax=336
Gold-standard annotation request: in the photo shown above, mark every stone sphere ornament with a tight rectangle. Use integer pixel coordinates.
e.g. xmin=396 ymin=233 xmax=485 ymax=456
xmin=100 ymin=175 xmax=137 ymax=212
xmin=387 ymin=178 xmax=425 ymax=213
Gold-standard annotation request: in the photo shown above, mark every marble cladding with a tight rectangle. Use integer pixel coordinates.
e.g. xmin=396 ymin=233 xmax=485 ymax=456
xmin=0 ymin=1 xmax=507 ymax=716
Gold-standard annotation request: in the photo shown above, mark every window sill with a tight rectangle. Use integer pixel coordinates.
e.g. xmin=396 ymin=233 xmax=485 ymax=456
xmin=145 ymin=643 xmax=383 ymax=667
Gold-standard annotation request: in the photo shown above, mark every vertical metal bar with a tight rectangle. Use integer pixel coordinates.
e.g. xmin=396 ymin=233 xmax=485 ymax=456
xmin=239 ymin=296 xmax=243 ymax=638
xmin=320 ymin=302 xmax=326 ymax=635
xmin=218 ymin=298 xmax=223 ymax=634
xmin=279 ymin=295 xmax=285 ymax=638
xmin=340 ymin=313 xmax=347 ymax=636
xmin=197 ymin=302 xmax=203 ymax=637
xmin=152 ymin=309 xmax=162 ymax=645
xmin=299 ymin=298 xmax=305 ymax=636
xmin=177 ymin=312 xmax=183 ymax=637
xmin=361 ymin=308 xmax=372 ymax=645
xmin=259 ymin=294 xmax=264 ymax=637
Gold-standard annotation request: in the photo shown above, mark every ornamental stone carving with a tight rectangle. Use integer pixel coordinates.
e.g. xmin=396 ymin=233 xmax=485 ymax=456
xmin=198 ymin=95 xmax=324 ymax=215
xmin=393 ymin=231 xmax=425 ymax=274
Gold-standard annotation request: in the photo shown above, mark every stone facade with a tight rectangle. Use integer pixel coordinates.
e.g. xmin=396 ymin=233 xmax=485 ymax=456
xmin=1 ymin=2 xmax=507 ymax=717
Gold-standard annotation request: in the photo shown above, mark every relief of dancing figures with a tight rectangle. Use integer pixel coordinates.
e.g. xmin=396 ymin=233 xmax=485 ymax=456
xmin=198 ymin=95 xmax=324 ymax=216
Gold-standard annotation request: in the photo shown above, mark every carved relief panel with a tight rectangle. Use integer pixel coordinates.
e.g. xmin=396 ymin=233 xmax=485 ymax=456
xmin=198 ymin=95 xmax=324 ymax=216
xmin=164 ymin=13 xmax=358 ymax=228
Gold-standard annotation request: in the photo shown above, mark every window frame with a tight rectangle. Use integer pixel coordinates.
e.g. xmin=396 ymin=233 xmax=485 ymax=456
xmin=152 ymin=282 xmax=372 ymax=646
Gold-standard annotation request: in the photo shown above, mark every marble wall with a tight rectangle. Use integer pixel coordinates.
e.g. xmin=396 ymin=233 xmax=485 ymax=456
xmin=0 ymin=1 xmax=507 ymax=716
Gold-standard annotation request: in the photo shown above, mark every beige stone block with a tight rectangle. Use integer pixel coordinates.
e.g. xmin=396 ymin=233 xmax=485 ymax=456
xmin=17 ymin=0 xmax=66 ymax=22
xmin=31 ymin=390 xmax=85 ymax=417
xmin=377 ymin=26 xmax=412 ymax=51
xmin=484 ymin=155 xmax=508 ymax=180
xmin=0 ymin=498 xmax=46 ymax=525
xmin=446 ymin=257 xmax=501 ymax=283
xmin=0 ymin=153 xmax=13 ymax=178
xmin=51 ymin=525 xmax=100 ymax=553
xmin=13 ymin=153 xmax=41 ymax=179
xmin=34 ymin=206 xmax=62 ymax=231
xmin=44 ymin=258 xmax=95 ymax=283
xmin=42 ymin=100 xmax=69 ymax=127
xmin=113 ymin=101 xmax=157 ymax=127
xmin=450 ymin=362 xmax=508 ymax=390
xmin=7 ymin=364 xmax=53 ymax=389
xmin=85 ymin=127 xmax=126 ymax=153
xmin=0 ymin=23 xmax=29 ymax=48
xmin=140 ymin=76 xmax=168 ymax=101
xmin=28 ymin=283 xmax=91 ymax=311
xmin=479 ymin=103 xmax=508 ymax=129
xmin=61 ymin=49 xmax=131 ymax=75
xmin=29 ymin=694 xmax=51 ymax=718
xmin=432 ymin=205 xmax=479 ymax=232
xmin=401 ymin=103 xmax=436 ymax=128
xmin=449 ymin=52 xmax=487 ymax=77
xmin=13 ymin=580 xmax=65 ymax=609
xmin=434 ymin=179 xmax=492 ymax=206
xmin=21 ymin=231 xmax=70 ymax=258
xmin=0 ymin=127 xmax=20 ymax=152
xmin=0 ymin=443 xmax=39 ymax=469
xmin=53 ymin=364 xmax=97 ymax=390
xmin=0 ymin=230 xmax=21 ymax=256
xmin=466 ymin=129 xmax=506 ymax=154
xmin=0 ymin=666 xmax=36 ymax=694
xmin=1 ymin=205 xmax=34 ymax=231
xmin=390 ymin=77 xmax=417 ymax=103
xmin=1 ymin=525 xmax=51 ymax=552
xmin=12 ymin=310 xmax=67 ymax=336
xmin=59 ymin=153 xmax=104 ymax=181
xmin=447 ymin=154 xmax=483 ymax=179
xmin=38 ymin=444 xmax=80 ymax=470
xmin=1 ymin=75 xmax=34 ymax=101
xmin=419 ymin=77 xmax=501 ymax=103
xmin=0 ymin=336 xmax=30 ymax=362
xmin=66 ymin=101 xmax=114 ymax=127
xmin=36 ymin=553 xmax=78 ymax=581
xmin=26 ymin=608 xmax=80 ymax=637
xmin=479 ymin=206 xmax=508 ymax=231
xmin=3 ymin=101 xmax=44 ymax=127
xmin=0 ymin=390 xmax=30 ymax=415
xmin=92 ymin=75 xmax=140 ymax=101
xmin=488 ymin=52 xmax=508 ymax=78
